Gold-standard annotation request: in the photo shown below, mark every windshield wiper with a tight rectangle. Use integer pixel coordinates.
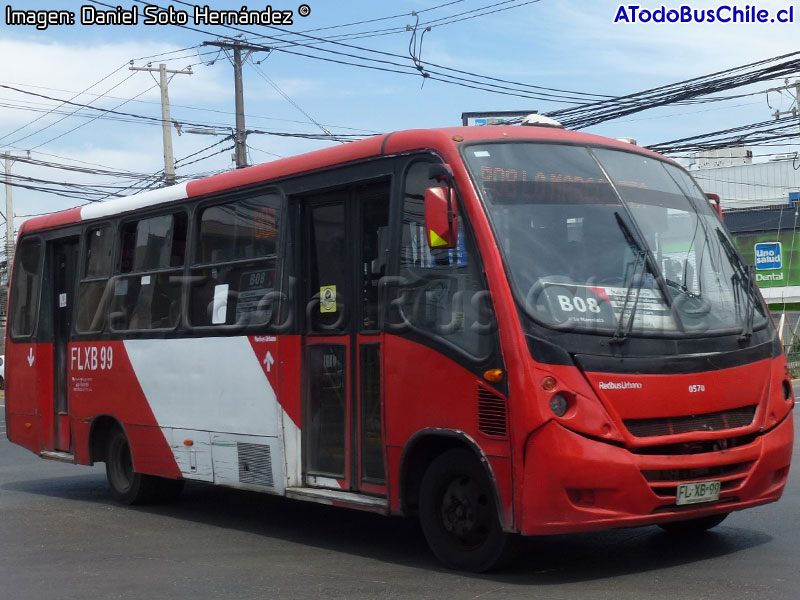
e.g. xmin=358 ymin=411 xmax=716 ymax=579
xmin=739 ymin=265 xmax=757 ymax=342
xmin=714 ymin=229 xmax=757 ymax=342
xmin=610 ymin=212 xmax=648 ymax=344
xmin=665 ymin=277 xmax=694 ymax=295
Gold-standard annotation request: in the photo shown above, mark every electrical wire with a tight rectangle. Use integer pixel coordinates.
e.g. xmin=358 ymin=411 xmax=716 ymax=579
xmin=29 ymin=82 xmax=160 ymax=150
xmin=0 ymin=80 xmax=383 ymax=134
xmin=116 ymin=0 xmax=607 ymax=104
xmin=0 ymin=62 xmax=129 ymax=145
xmin=548 ymin=51 xmax=800 ymax=128
xmin=247 ymin=59 xmax=340 ymax=140
xmin=649 ymin=115 xmax=799 ymax=153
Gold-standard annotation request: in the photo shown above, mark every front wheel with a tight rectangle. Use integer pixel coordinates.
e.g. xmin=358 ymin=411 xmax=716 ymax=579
xmin=419 ymin=448 xmax=512 ymax=572
xmin=658 ymin=512 xmax=729 ymax=535
xmin=105 ymin=428 xmax=183 ymax=504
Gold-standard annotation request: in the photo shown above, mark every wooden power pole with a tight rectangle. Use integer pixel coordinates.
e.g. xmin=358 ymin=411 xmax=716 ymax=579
xmin=203 ymin=40 xmax=265 ymax=169
xmin=129 ymin=63 xmax=192 ymax=186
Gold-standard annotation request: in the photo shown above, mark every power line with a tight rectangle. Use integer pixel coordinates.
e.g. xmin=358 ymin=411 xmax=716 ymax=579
xmin=649 ymin=115 xmax=800 ymax=154
xmin=0 ymin=80 xmax=383 ymax=134
xmin=0 ymin=62 xmax=129 ymax=145
xmin=4 ymin=71 xmax=141 ymax=147
xmin=120 ymin=0 xmax=605 ymax=104
xmin=0 ymin=82 xmax=225 ymax=132
xmin=175 ymin=144 xmax=236 ymax=169
xmin=30 ymin=82 xmax=160 ymax=150
xmin=548 ymin=51 xmax=800 ymax=128
xmin=174 ymin=135 xmax=234 ymax=167
xmin=130 ymin=44 xmax=205 ymax=62
xmin=266 ymin=0 xmax=467 ymax=38
xmin=248 ymin=59 xmax=338 ymax=140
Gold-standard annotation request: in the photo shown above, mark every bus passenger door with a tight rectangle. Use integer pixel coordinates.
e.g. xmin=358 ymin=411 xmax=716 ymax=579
xmin=47 ymin=237 xmax=79 ymax=453
xmin=300 ymin=182 xmax=390 ymax=494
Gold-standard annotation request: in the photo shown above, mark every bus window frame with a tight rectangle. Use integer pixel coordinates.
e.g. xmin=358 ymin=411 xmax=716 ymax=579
xmin=277 ymin=159 xmax=401 ymax=339
xmin=109 ymin=208 xmax=190 ymax=335
xmin=76 ymin=221 xmax=116 ymax=335
xmin=458 ymin=139 xmax=717 ymax=339
xmin=7 ymin=234 xmax=45 ymax=342
xmin=187 ymin=186 xmax=288 ymax=335
xmin=389 ymin=156 xmax=505 ymax=382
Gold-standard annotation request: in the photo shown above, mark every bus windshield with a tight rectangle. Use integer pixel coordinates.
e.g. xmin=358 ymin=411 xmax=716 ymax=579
xmin=464 ymin=142 xmax=767 ymax=337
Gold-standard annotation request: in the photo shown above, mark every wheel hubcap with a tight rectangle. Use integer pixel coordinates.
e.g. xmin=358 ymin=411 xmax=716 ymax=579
xmin=440 ymin=476 xmax=489 ymax=543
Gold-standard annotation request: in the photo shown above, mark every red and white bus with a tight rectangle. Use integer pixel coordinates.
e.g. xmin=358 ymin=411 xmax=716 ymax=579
xmin=5 ymin=125 xmax=794 ymax=571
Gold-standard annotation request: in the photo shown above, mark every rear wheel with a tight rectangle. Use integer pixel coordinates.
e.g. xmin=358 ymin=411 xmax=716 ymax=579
xmin=105 ymin=428 xmax=183 ymax=504
xmin=419 ymin=448 xmax=512 ymax=572
xmin=658 ymin=512 xmax=729 ymax=535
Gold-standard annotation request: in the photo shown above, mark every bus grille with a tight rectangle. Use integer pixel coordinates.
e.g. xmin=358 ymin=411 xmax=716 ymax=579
xmin=642 ymin=461 xmax=753 ymax=483
xmin=624 ymin=405 xmax=757 ymax=438
xmin=478 ymin=386 xmax=507 ymax=438
xmin=644 ymin=461 xmax=753 ymax=500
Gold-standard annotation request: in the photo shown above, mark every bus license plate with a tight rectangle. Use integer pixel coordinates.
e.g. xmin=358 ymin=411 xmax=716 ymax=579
xmin=676 ymin=480 xmax=721 ymax=505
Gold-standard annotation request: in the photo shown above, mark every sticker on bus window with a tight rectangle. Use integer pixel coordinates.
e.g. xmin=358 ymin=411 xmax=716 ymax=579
xmin=320 ymin=285 xmax=337 ymax=313
xmin=212 ymin=284 xmax=229 ymax=324
xmin=141 ymin=275 xmax=151 ymax=285
xmin=236 ymin=269 xmax=274 ymax=323
xmin=473 ymin=150 xmax=491 ymax=157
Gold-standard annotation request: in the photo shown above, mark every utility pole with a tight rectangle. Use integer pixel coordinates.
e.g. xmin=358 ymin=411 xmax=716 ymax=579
xmin=4 ymin=151 xmax=17 ymax=273
xmin=3 ymin=150 xmax=28 ymax=324
xmin=203 ymin=40 xmax=265 ymax=169
xmin=129 ymin=63 xmax=192 ymax=186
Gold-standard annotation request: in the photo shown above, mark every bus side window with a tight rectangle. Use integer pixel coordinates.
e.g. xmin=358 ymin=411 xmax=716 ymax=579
xmin=77 ymin=225 xmax=114 ymax=333
xmin=9 ymin=238 xmax=43 ymax=338
xmin=110 ymin=213 xmax=186 ymax=331
xmin=395 ymin=161 xmax=495 ymax=360
xmin=189 ymin=193 xmax=281 ymax=328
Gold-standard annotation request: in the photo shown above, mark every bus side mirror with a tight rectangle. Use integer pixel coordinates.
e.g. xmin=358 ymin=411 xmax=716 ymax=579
xmin=706 ymin=192 xmax=723 ymax=219
xmin=425 ymin=186 xmax=458 ymax=249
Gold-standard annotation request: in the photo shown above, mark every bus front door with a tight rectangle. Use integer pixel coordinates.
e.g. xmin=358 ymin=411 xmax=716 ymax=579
xmin=300 ymin=182 xmax=390 ymax=495
xmin=43 ymin=237 xmax=79 ymax=453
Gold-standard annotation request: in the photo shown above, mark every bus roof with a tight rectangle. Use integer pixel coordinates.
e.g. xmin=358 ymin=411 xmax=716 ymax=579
xmin=19 ymin=126 xmax=669 ymax=235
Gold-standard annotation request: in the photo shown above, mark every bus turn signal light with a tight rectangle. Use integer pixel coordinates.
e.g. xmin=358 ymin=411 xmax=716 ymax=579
xmin=183 ymin=439 xmax=194 ymax=447
xmin=483 ymin=369 xmax=504 ymax=383
xmin=541 ymin=376 xmax=557 ymax=391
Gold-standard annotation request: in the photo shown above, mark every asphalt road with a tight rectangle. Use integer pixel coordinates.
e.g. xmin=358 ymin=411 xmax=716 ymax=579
xmin=1 ymin=393 xmax=798 ymax=600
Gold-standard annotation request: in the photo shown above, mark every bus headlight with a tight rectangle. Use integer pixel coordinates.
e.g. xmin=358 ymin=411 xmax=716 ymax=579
xmin=549 ymin=393 xmax=570 ymax=417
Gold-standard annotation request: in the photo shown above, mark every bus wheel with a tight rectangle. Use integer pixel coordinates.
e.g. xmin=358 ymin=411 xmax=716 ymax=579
xmin=419 ymin=448 xmax=511 ymax=572
xmin=658 ymin=512 xmax=729 ymax=535
xmin=105 ymin=428 xmax=183 ymax=504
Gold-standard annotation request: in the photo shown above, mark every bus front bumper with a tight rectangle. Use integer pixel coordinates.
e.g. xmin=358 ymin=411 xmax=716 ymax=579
xmin=519 ymin=412 xmax=793 ymax=535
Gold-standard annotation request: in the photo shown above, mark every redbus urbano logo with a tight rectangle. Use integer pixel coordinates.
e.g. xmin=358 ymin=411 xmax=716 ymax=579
xmin=754 ymin=242 xmax=782 ymax=270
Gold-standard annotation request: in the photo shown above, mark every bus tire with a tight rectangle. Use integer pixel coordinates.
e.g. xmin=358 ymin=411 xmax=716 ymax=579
xmin=105 ymin=428 xmax=183 ymax=505
xmin=419 ymin=448 xmax=511 ymax=572
xmin=658 ymin=512 xmax=729 ymax=535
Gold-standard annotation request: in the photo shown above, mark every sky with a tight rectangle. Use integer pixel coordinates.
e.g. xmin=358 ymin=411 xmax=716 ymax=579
xmin=1 ymin=0 xmax=799 ymax=238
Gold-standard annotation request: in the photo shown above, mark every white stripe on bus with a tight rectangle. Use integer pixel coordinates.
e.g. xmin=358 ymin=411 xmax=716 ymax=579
xmin=80 ymin=182 xmax=189 ymax=221
xmin=123 ymin=336 xmax=298 ymax=491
